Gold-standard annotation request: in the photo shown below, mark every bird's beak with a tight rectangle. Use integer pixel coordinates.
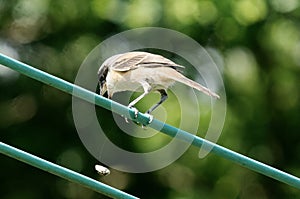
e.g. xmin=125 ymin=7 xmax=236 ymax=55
xmin=100 ymin=83 xmax=107 ymax=96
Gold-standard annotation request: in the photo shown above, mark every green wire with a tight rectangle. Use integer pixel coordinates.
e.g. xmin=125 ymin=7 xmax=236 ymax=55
xmin=0 ymin=142 xmax=139 ymax=199
xmin=1 ymin=52 xmax=300 ymax=192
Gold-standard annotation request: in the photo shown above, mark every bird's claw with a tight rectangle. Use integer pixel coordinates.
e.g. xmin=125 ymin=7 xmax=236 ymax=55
xmin=123 ymin=107 xmax=154 ymax=128
xmin=122 ymin=107 xmax=139 ymax=123
xmin=141 ymin=113 xmax=154 ymax=129
xmin=145 ymin=114 xmax=153 ymax=124
xmin=129 ymin=106 xmax=139 ymax=119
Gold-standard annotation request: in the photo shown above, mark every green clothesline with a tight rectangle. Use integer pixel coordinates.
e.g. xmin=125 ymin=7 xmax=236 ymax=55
xmin=0 ymin=142 xmax=138 ymax=199
xmin=0 ymin=53 xmax=299 ymax=198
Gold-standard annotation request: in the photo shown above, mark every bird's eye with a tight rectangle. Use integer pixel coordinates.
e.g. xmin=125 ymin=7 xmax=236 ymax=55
xmin=99 ymin=75 xmax=105 ymax=83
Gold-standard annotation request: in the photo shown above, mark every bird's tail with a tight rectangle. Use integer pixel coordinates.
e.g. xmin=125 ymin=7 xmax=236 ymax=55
xmin=168 ymin=71 xmax=220 ymax=99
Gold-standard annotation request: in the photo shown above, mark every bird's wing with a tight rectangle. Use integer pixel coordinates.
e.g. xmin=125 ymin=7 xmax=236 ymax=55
xmin=110 ymin=52 xmax=185 ymax=72
xmin=110 ymin=52 xmax=147 ymax=71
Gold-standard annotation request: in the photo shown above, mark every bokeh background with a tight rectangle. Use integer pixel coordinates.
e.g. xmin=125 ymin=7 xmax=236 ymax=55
xmin=1 ymin=0 xmax=300 ymax=198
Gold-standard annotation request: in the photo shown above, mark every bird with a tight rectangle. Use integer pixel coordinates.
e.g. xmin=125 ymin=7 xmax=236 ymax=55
xmin=98 ymin=51 xmax=219 ymax=122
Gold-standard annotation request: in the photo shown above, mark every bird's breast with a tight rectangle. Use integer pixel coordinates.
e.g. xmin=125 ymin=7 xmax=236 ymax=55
xmin=106 ymin=67 xmax=176 ymax=95
xmin=106 ymin=70 xmax=143 ymax=93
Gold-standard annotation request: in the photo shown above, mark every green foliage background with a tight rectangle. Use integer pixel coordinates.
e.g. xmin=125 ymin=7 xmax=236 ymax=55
xmin=1 ymin=0 xmax=300 ymax=198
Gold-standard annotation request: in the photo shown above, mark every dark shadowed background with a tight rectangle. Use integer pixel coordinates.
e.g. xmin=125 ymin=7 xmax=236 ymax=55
xmin=1 ymin=0 xmax=300 ymax=198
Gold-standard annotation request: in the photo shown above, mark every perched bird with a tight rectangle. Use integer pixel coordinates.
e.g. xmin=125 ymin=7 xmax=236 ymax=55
xmin=98 ymin=51 xmax=219 ymax=120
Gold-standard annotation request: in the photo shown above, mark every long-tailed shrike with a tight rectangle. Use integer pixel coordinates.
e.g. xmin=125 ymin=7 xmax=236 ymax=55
xmin=98 ymin=51 xmax=219 ymax=121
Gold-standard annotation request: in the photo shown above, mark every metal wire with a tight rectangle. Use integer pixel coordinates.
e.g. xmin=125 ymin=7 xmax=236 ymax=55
xmin=0 ymin=52 xmax=300 ymax=193
xmin=0 ymin=142 xmax=139 ymax=199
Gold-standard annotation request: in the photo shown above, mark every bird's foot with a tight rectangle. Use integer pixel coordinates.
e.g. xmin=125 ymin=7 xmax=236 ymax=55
xmin=123 ymin=106 xmax=139 ymax=123
xmin=123 ymin=107 xmax=153 ymax=128
xmin=141 ymin=113 xmax=154 ymax=129
xmin=145 ymin=113 xmax=153 ymax=124
xmin=129 ymin=106 xmax=139 ymax=119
